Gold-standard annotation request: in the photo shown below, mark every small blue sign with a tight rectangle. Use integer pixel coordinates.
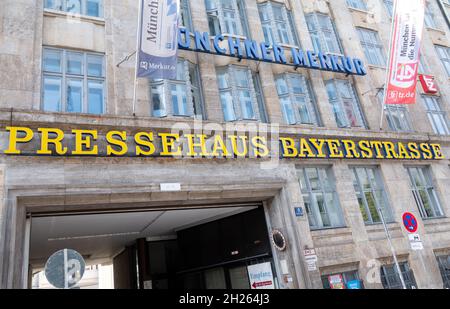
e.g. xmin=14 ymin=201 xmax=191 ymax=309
xmin=295 ymin=207 xmax=304 ymax=217
xmin=346 ymin=280 xmax=362 ymax=289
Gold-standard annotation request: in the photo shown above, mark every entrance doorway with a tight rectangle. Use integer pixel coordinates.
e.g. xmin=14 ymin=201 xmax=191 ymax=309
xmin=28 ymin=204 xmax=277 ymax=289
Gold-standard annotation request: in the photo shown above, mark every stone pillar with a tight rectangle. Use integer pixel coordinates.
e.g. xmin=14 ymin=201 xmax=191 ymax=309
xmin=333 ymin=162 xmax=383 ymax=288
xmin=0 ymin=164 xmax=6 ymax=289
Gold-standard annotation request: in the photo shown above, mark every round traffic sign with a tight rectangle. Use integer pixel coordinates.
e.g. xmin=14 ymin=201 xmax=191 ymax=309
xmin=402 ymin=212 xmax=418 ymax=233
xmin=44 ymin=249 xmax=85 ymax=289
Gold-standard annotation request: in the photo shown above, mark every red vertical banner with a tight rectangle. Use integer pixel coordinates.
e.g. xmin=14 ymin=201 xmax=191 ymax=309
xmin=384 ymin=0 xmax=425 ymax=105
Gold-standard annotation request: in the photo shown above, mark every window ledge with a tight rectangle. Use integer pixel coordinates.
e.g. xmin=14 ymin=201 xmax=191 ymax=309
xmin=422 ymin=216 xmax=448 ymax=225
xmin=365 ymin=222 xmax=399 ymax=231
xmin=43 ymin=9 xmax=105 ymax=26
xmin=348 ymin=7 xmax=373 ymax=16
xmin=426 ymin=27 xmax=447 ymax=35
xmin=368 ymin=64 xmax=387 ymax=70
xmin=310 ymin=226 xmax=350 ymax=234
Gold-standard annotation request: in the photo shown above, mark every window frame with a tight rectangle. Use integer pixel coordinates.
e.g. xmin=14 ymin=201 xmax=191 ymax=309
xmin=298 ymin=166 xmax=346 ymax=230
xmin=406 ymin=166 xmax=444 ymax=219
xmin=346 ymin=0 xmax=368 ymax=11
xmin=205 ymin=0 xmax=249 ymax=38
xmin=216 ymin=65 xmax=263 ymax=122
xmin=44 ymin=0 xmax=104 ymax=18
xmin=422 ymin=95 xmax=450 ymax=136
xmin=436 ymin=255 xmax=450 ymax=289
xmin=385 ymin=105 xmax=413 ymax=132
xmin=356 ymin=27 xmax=387 ymax=67
xmin=380 ymin=262 xmax=417 ymax=289
xmin=258 ymin=1 xmax=299 ymax=46
xmin=351 ymin=166 xmax=394 ymax=225
xmin=149 ymin=59 xmax=205 ymax=119
xmin=435 ymin=45 xmax=450 ymax=77
xmin=325 ymin=79 xmax=367 ymax=129
xmin=41 ymin=47 xmax=106 ymax=114
xmin=275 ymin=73 xmax=320 ymax=126
xmin=305 ymin=13 xmax=343 ymax=55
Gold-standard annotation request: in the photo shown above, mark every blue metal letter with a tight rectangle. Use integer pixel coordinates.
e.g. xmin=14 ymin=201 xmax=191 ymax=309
xmin=244 ymin=39 xmax=261 ymax=60
xmin=228 ymin=36 xmax=244 ymax=58
xmin=307 ymin=51 xmax=320 ymax=69
xmin=260 ymin=43 xmax=273 ymax=62
xmin=194 ymin=31 xmax=212 ymax=53
xmin=178 ymin=28 xmax=191 ymax=49
xmin=213 ymin=35 xmax=227 ymax=55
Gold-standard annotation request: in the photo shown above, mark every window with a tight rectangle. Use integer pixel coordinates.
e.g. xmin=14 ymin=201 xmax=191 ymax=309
xmin=436 ymin=255 xmax=450 ymax=289
xmin=422 ymin=96 xmax=450 ymax=135
xmin=418 ymin=54 xmax=430 ymax=74
xmin=377 ymin=92 xmax=413 ymax=132
xmin=44 ymin=0 xmax=104 ymax=18
xmin=385 ymin=105 xmax=413 ymax=132
xmin=325 ymin=80 xmax=366 ymax=128
xmin=258 ymin=2 xmax=299 ymax=46
xmin=380 ymin=263 xmax=417 ymax=289
xmin=406 ymin=167 xmax=444 ymax=219
xmin=275 ymin=74 xmax=320 ymax=125
xmin=321 ymin=270 xmax=363 ymax=289
xmin=217 ymin=66 xmax=265 ymax=122
xmin=424 ymin=2 xmax=438 ymax=28
xmin=384 ymin=0 xmax=394 ymax=17
xmin=298 ymin=167 xmax=345 ymax=230
xmin=150 ymin=59 xmax=204 ymax=119
xmin=42 ymin=48 xmax=105 ymax=114
xmin=180 ymin=0 xmax=193 ymax=31
xmin=435 ymin=45 xmax=450 ymax=76
xmin=357 ymin=28 xmax=386 ymax=66
xmin=305 ymin=13 xmax=342 ymax=54
xmin=347 ymin=0 xmax=368 ymax=10
xmin=352 ymin=167 xmax=393 ymax=225
xmin=205 ymin=0 xmax=249 ymax=37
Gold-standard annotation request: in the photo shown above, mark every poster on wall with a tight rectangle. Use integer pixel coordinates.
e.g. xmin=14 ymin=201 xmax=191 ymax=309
xmin=247 ymin=262 xmax=275 ymax=289
xmin=328 ymin=274 xmax=345 ymax=289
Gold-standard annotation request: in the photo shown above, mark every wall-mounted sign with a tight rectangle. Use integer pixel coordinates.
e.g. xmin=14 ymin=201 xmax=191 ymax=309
xmin=3 ymin=127 xmax=446 ymax=161
xmin=247 ymin=262 xmax=275 ymax=290
xmin=45 ymin=249 xmax=85 ymax=289
xmin=408 ymin=234 xmax=424 ymax=251
xmin=160 ymin=183 xmax=181 ymax=192
xmin=419 ymin=75 xmax=439 ymax=94
xmin=178 ymin=29 xmax=367 ymax=76
xmin=294 ymin=207 xmax=304 ymax=217
xmin=303 ymin=249 xmax=318 ymax=272
xmin=271 ymin=230 xmax=287 ymax=252
xmin=402 ymin=212 xmax=419 ymax=233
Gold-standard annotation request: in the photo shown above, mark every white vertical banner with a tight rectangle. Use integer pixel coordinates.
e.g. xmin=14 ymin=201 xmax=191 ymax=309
xmin=137 ymin=0 xmax=179 ymax=79
xmin=384 ymin=0 xmax=425 ymax=105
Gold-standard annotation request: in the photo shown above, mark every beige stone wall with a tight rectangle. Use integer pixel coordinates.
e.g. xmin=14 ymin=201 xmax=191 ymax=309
xmin=0 ymin=0 xmax=450 ymax=289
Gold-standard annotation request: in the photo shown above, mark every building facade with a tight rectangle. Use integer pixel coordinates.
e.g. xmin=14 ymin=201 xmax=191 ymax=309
xmin=1 ymin=0 xmax=450 ymax=289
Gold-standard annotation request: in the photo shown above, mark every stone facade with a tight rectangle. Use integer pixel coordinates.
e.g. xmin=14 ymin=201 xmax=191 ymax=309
xmin=0 ymin=0 xmax=450 ymax=289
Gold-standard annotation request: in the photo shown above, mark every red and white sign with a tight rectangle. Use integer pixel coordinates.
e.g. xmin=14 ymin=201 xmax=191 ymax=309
xmin=247 ymin=262 xmax=275 ymax=290
xmin=402 ymin=212 xmax=419 ymax=233
xmin=385 ymin=0 xmax=425 ymax=105
xmin=419 ymin=75 xmax=439 ymax=94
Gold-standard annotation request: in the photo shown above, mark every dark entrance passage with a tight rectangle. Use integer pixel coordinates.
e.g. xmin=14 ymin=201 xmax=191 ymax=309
xmin=30 ymin=204 xmax=276 ymax=289
xmin=143 ymin=207 xmax=274 ymax=289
